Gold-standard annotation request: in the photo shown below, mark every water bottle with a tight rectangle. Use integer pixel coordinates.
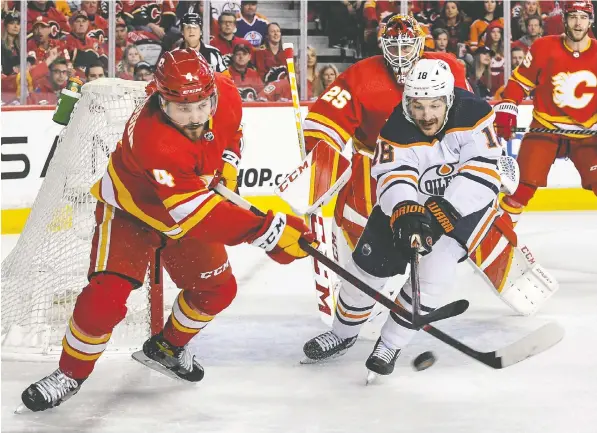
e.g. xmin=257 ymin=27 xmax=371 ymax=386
xmin=52 ymin=76 xmax=84 ymax=126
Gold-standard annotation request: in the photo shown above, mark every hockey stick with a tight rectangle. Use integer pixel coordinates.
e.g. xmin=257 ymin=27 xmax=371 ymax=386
xmin=213 ymin=183 xmax=467 ymax=327
xmin=283 ymin=42 xmax=336 ymax=325
xmin=513 ymin=127 xmax=597 ymax=136
xmin=410 ymin=250 xmax=422 ymax=329
xmin=213 ymin=184 xmax=564 ymax=368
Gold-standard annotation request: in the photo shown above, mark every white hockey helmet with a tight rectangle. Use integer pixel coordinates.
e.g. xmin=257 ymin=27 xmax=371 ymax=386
xmin=403 ymin=58 xmax=455 ymax=131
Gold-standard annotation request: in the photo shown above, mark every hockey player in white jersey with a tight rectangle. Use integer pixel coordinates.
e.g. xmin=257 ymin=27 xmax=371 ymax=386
xmin=303 ymin=59 xmax=502 ymax=376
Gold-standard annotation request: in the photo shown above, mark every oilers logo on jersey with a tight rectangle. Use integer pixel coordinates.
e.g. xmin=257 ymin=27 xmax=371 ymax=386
xmin=418 ymin=164 xmax=458 ymax=197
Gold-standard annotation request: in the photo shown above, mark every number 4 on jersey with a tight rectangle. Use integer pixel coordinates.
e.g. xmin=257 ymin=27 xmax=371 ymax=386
xmin=153 ymin=169 xmax=175 ymax=187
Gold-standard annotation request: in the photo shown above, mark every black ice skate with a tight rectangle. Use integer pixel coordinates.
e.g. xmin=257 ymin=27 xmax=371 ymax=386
xmin=365 ymin=337 xmax=401 ymax=384
xmin=18 ymin=368 xmax=84 ymax=413
xmin=132 ymin=332 xmax=204 ymax=383
xmin=302 ymin=330 xmax=357 ymax=363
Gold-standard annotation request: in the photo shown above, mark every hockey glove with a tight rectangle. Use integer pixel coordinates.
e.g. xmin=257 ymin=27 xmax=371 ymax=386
xmin=425 ymin=196 xmax=461 ymax=240
xmin=250 ymin=211 xmax=318 ymax=264
xmin=493 ymin=100 xmax=518 ymax=140
xmin=390 ymin=201 xmax=434 ymax=255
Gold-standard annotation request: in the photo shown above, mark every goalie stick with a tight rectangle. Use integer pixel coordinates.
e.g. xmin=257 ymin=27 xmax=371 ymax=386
xmin=213 ymin=184 xmax=565 ymax=369
xmin=283 ymin=42 xmax=336 ymax=326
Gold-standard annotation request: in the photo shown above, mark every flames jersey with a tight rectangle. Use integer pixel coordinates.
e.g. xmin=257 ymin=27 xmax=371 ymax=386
xmin=372 ymin=88 xmax=502 ymax=219
xmin=504 ymin=35 xmax=597 ymax=135
xmin=303 ymin=53 xmax=471 ymax=157
xmin=91 ymin=74 xmax=243 ymax=240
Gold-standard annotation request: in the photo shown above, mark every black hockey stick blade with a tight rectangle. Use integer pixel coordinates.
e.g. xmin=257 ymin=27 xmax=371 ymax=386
xmin=416 ymin=299 xmax=469 ymax=327
xmin=423 ymin=321 xmax=565 ymax=369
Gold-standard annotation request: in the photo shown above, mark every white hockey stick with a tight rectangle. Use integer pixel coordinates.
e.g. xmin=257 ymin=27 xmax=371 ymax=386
xmin=283 ymin=42 xmax=337 ymax=325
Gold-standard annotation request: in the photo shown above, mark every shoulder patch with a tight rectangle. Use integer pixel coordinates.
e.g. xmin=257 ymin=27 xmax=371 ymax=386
xmin=263 ymin=84 xmax=276 ymax=94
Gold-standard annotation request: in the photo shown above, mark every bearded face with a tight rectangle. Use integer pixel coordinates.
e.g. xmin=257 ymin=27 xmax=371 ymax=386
xmin=565 ymin=11 xmax=592 ymax=42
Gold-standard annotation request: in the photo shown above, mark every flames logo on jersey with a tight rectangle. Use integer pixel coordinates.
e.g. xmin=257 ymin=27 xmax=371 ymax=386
xmin=552 ymin=70 xmax=597 ymax=109
xmin=418 ymin=164 xmax=457 ymax=196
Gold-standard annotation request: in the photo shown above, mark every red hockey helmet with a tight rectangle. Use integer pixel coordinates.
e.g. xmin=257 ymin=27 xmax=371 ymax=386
xmin=563 ymin=0 xmax=594 ymax=20
xmin=154 ymin=49 xmax=216 ymax=103
xmin=380 ymin=15 xmax=426 ymax=84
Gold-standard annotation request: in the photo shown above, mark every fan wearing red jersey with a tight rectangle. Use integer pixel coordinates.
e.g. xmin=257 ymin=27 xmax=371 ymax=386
xmin=19 ymin=49 xmax=315 ymax=413
xmin=473 ymin=1 xmax=597 ymax=308
xmin=302 ymin=15 xmax=471 ymax=321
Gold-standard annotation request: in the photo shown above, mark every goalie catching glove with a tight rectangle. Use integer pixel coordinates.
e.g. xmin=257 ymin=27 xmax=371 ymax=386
xmin=250 ymin=211 xmax=318 ymax=264
xmin=390 ymin=197 xmax=461 ymax=255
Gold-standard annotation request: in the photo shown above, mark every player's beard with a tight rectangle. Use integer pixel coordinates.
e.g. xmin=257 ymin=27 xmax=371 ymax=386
xmin=415 ymin=118 xmax=441 ymax=136
xmin=181 ymin=122 xmax=205 ymax=141
xmin=566 ymin=25 xmax=589 ymax=42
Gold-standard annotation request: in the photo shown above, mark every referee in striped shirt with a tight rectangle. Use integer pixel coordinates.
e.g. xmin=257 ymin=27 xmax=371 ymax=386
xmin=178 ymin=12 xmax=226 ymax=73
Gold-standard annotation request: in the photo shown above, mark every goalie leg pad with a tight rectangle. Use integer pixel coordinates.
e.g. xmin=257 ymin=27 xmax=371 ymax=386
xmin=497 ymin=248 xmax=559 ymax=316
xmin=60 ymin=273 xmax=135 ymax=379
xmin=352 ymin=206 xmax=408 ymax=279
xmin=470 ymin=217 xmax=560 ymax=316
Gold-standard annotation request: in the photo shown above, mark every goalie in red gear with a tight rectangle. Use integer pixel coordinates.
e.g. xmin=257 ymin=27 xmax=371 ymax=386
xmin=473 ymin=0 xmax=597 ymax=296
xmin=20 ymin=49 xmax=315 ymax=413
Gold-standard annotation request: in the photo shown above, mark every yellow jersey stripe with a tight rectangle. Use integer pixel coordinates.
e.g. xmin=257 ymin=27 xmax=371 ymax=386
xmin=305 ymin=113 xmax=351 ymax=141
xmin=108 ymin=159 xmax=178 ymax=233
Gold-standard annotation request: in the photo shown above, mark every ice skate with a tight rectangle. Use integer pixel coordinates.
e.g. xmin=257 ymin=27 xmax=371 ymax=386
xmin=132 ymin=332 xmax=204 ymax=383
xmin=18 ymin=368 xmax=84 ymax=413
xmin=365 ymin=338 xmax=401 ymax=384
xmin=302 ymin=330 xmax=357 ymax=363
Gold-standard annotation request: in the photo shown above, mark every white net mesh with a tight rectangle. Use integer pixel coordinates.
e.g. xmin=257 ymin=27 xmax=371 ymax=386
xmin=1 ymin=79 xmax=162 ymax=357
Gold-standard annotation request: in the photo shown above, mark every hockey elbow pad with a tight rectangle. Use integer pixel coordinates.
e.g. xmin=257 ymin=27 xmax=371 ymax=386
xmin=425 ymin=196 xmax=461 ymax=240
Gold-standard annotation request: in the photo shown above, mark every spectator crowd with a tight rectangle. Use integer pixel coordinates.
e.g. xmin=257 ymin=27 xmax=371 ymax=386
xmin=2 ymin=0 xmax=596 ymax=105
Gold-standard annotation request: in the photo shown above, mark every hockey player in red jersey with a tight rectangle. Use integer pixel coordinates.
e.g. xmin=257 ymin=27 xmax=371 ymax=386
xmin=303 ymin=14 xmax=471 ymax=267
xmin=473 ymin=0 xmax=597 ymax=298
xmin=19 ymin=49 xmax=315 ymax=413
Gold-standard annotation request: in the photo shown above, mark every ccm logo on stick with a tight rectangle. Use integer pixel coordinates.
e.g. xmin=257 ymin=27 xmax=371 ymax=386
xmin=277 ymin=160 xmax=309 ymax=193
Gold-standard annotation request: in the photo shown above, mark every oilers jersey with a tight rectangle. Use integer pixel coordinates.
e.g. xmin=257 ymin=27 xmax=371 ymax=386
xmin=372 ymin=88 xmax=502 ymax=247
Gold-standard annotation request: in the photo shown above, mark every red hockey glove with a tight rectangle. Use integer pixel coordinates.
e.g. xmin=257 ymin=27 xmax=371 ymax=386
xmin=493 ymin=100 xmax=518 ymax=140
xmin=250 ymin=211 xmax=318 ymax=264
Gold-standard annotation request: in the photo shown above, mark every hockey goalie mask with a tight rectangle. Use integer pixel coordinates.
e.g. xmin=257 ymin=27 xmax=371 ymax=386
xmin=380 ymin=15 xmax=425 ymax=84
xmin=154 ymin=49 xmax=218 ymax=129
xmin=403 ymin=59 xmax=455 ymax=137
xmin=563 ymin=1 xmax=594 ymax=42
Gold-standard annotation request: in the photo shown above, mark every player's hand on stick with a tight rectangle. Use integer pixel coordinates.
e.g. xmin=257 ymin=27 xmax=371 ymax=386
xmin=424 ymin=196 xmax=461 ymax=239
xmin=250 ymin=211 xmax=318 ymax=264
xmin=390 ymin=201 xmax=434 ymax=255
xmin=493 ymin=100 xmax=518 ymax=140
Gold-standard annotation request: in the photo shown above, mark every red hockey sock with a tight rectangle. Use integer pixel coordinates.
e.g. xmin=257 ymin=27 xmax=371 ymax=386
xmin=162 ymin=291 xmax=216 ymax=347
xmin=162 ymin=278 xmax=237 ymax=347
xmin=59 ymin=274 xmax=134 ymax=380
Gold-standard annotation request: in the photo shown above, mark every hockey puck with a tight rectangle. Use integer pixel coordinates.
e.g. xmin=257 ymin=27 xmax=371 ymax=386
xmin=412 ymin=351 xmax=436 ymax=371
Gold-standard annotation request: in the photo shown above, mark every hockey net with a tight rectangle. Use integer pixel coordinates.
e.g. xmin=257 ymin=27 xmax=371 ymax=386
xmin=1 ymin=79 xmax=167 ymax=358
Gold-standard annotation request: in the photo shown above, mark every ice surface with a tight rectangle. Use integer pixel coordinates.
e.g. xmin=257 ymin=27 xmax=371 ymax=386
xmin=2 ymin=212 xmax=596 ymax=433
